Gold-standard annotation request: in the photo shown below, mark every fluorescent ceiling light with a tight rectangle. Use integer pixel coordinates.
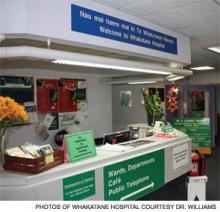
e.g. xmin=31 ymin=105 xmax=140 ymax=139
xmin=52 ymin=59 xmax=171 ymax=75
xmin=166 ymin=74 xmax=177 ymax=79
xmin=128 ymin=81 xmax=157 ymax=84
xmin=190 ymin=66 xmax=215 ymax=71
xmin=168 ymin=76 xmax=185 ymax=81
xmin=207 ymin=46 xmax=220 ymax=54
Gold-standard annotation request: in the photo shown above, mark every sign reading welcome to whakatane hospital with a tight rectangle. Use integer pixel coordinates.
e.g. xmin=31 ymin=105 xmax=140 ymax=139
xmin=71 ymin=4 xmax=177 ymax=55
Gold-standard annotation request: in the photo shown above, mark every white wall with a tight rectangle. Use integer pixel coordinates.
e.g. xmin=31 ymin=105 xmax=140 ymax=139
xmin=1 ymin=68 xmax=112 ymax=148
xmin=188 ymin=71 xmax=220 ymax=85
xmin=112 ymin=84 xmax=159 ymax=131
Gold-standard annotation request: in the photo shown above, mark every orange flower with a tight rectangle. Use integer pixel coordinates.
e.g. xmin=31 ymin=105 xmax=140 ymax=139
xmin=0 ymin=96 xmax=29 ymax=123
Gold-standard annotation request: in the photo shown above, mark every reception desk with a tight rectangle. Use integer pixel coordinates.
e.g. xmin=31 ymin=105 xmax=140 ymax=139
xmin=0 ymin=130 xmax=191 ymax=200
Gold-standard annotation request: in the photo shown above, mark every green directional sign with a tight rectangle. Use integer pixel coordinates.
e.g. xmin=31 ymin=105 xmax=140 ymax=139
xmin=172 ymin=118 xmax=211 ymax=148
xmin=103 ymin=149 xmax=164 ymax=200
xmin=63 ymin=170 xmax=96 ymax=200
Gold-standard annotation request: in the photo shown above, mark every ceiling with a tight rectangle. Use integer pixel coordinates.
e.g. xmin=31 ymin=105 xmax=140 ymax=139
xmin=91 ymin=0 xmax=220 ymax=71
xmin=0 ymin=0 xmax=219 ymax=79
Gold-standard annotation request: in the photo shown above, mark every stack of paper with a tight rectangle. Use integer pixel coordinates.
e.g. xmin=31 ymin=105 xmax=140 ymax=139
xmin=96 ymin=143 xmax=133 ymax=152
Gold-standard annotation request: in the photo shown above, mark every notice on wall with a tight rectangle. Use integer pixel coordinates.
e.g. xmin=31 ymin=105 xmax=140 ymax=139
xmin=58 ymin=79 xmax=77 ymax=112
xmin=37 ymin=79 xmax=58 ymax=113
xmin=71 ymin=4 xmax=177 ymax=54
xmin=172 ymin=118 xmax=211 ymax=154
xmin=77 ymin=102 xmax=88 ymax=116
xmin=120 ymin=91 xmax=132 ymax=108
xmin=59 ymin=112 xmax=76 ymax=128
xmin=63 ymin=170 xmax=96 ymax=200
xmin=173 ymin=143 xmax=189 ymax=169
xmin=48 ymin=112 xmax=59 ymax=130
xmin=42 ymin=114 xmax=54 ymax=128
xmin=77 ymin=79 xmax=87 ymax=101
xmin=0 ymin=76 xmax=34 ymax=111
xmin=77 ymin=80 xmax=88 ymax=116
xmin=65 ymin=131 xmax=96 ymax=162
xmin=103 ymin=149 xmax=164 ymax=200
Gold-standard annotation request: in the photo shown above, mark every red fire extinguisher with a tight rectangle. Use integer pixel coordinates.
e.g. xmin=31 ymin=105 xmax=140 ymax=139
xmin=189 ymin=150 xmax=205 ymax=176
xmin=111 ymin=138 xmax=117 ymax=145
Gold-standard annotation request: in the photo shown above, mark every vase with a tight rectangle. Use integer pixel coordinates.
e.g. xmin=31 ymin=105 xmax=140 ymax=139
xmin=0 ymin=132 xmax=5 ymax=170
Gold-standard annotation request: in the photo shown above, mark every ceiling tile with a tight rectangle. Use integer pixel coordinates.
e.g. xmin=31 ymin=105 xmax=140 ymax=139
xmin=166 ymin=0 xmax=206 ymax=8
xmin=177 ymin=23 xmax=218 ymax=37
xmin=172 ymin=18 xmax=203 ymax=29
xmin=142 ymin=16 xmax=180 ymax=29
xmin=91 ymin=0 xmax=120 ymax=9
xmin=144 ymin=13 xmax=204 ymax=31
xmin=199 ymin=11 xmax=220 ymax=26
xmin=92 ymin=0 xmax=150 ymax=10
xmin=194 ymin=32 xmax=220 ymax=44
xmin=132 ymin=0 xmax=177 ymax=15
xmin=118 ymin=0 xmax=152 ymax=9
xmin=119 ymin=7 xmax=146 ymax=17
xmin=154 ymin=21 xmax=179 ymax=30
xmin=144 ymin=8 xmax=189 ymax=22
xmin=182 ymin=1 xmax=220 ymax=18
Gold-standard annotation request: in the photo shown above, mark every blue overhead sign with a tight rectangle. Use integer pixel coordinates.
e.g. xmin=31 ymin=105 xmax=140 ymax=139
xmin=71 ymin=4 xmax=177 ymax=55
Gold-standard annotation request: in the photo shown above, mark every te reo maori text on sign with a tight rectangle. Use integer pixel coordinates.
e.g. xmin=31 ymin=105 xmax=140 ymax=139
xmin=79 ymin=9 xmax=174 ymax=49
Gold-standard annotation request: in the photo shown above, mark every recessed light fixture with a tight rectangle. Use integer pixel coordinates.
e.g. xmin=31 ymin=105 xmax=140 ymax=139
xmin=169 ymin=62 xmax=181 ymax=68
xmin=128 ymin=81 xmax=157 ymax=84
xmin=207 ymin=46 xmax=220 ymax=54
xmin=52 ymin=59 xmax=171 ymax=75
xmin=168 ymin=76 xmax=185 ymax=81
xmin=190 ymin=66 xmax=215 ymax=71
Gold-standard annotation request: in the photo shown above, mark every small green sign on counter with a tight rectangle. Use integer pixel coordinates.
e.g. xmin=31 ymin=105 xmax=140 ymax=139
xmin=172 ymin=118 xmax=211 ymax=148
xmin=65 ymin=131 xmax=96 ymax=162
xmin=63 ymin=170 xmax=96 ymax=200
xmin=103 ymin=149 xmax=164 ymax=200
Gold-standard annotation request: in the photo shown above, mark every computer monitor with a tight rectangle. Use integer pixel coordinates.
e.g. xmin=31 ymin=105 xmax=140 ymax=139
xmin=103 ymin=130 xmax=130 ymax=145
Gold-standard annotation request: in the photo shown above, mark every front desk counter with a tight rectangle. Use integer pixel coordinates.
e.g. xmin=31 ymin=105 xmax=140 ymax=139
xmin=0 ymin=131 xmax=191 ymax=200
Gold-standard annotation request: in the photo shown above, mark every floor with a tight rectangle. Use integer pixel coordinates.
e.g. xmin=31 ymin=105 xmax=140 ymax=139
xmin=206 ymin=114 xmax=220 ymax=200
xmin=206 ymin=137 xmax=220 ymax=200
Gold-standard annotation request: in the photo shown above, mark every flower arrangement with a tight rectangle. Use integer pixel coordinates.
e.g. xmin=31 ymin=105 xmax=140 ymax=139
xmin=0 ymin=96 xmax=28 ymax=128
xmin=0 ymin=96 xmax=28 ymax=168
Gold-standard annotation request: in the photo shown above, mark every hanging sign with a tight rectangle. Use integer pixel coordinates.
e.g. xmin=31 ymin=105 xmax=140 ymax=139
xmin=172 ymin=118 xmax=211 ymax=154
xmin=103 ymin=149 xmax=164 ymax=200
xmin=71 ymin=4 xmax=177 ymax=55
